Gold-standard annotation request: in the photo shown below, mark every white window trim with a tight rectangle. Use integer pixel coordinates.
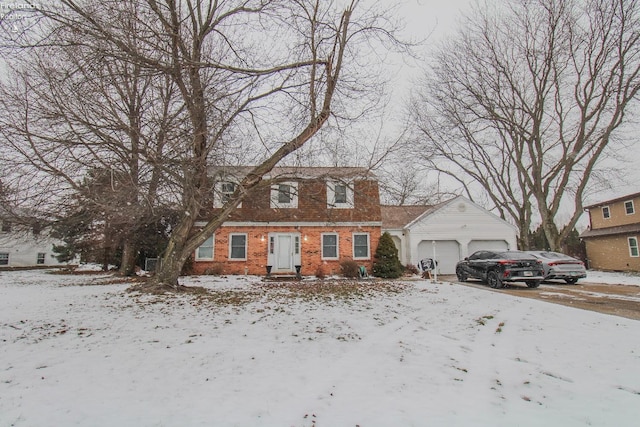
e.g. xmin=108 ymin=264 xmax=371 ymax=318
xmin=624 ymin=200 xmax=635 ymax=215
xmin=629 ymin=236 xmax=639 ymax=257
xmin=0 ymin=252 xmax=9 ymax=265
xmin=602 ymin=206 xmax=611 ymax=219
xmin=229 ymin=233 xmax=248 ymax=260
xmin=195 ymin=234 xmax=215 ymax=261
xmin=352 ymin=232 xmax=370 ymax=260
xmin=214 ymin=181 xmax=241 ymax=208
xmin=321 ymin=232 xmax=339 ymax=260
xmin=327 ymin=181 xmax=354 ymax=209
xmin=270 ymin=182 xmax=298 ymax=208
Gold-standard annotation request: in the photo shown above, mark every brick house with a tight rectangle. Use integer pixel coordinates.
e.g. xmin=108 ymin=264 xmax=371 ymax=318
xmin=580 ymin=191 xmax=640 ymax=272
xmin=191 ymin=167 xmax=382 ymax=277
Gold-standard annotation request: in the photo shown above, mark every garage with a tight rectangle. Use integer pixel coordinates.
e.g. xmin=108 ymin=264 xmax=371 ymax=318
xmin=381 ymin=196 xmax=518 ymax=274
xmin=417 ymin=240 xmax=460 ymax=275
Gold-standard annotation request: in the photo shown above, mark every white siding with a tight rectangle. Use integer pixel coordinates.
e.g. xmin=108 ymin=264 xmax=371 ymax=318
xmin=0 ymin=227 xmax=75 ymax=268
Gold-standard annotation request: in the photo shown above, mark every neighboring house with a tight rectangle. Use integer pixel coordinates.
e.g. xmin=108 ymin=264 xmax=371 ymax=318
xmin=580 ymin=191 xmax=640 ymax=272
xmin=0 ymin=217 xmax=73 ymax=268
xmin=382 ymin=196 xmax=518 ymax=275
xmin=192 ymin=167 xmax=382 ymax=277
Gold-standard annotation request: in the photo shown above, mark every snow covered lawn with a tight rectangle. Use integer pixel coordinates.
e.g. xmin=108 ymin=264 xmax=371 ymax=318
xmin=1 ymin=270 xmax=639 ymax=426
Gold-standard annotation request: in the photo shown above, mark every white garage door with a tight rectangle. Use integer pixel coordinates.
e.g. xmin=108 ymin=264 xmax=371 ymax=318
xmin=417 ymin=240 xmax=460 ymax=275
xmin=468 ymin=240 xmax=509 ymax=254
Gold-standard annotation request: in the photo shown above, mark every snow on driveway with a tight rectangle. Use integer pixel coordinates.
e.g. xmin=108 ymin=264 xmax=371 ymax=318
xmin=1 ymin=269 xmax=639 ymax=426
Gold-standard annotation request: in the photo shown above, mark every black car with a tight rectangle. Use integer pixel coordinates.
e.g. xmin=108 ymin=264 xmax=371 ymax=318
xmin=456 ymin=250 xmax=545 ymax=288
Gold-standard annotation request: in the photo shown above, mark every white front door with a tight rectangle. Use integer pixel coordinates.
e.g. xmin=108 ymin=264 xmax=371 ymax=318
xmin=276 ymin=235 xmax=293 ymax=271
xmin=267 ymin=232 xmax=301 ymax=273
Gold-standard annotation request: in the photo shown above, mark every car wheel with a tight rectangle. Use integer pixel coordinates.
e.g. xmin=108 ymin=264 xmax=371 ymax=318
xmin=456 ymin=267 xmax=468 ymax=282
xmin=565 ymin=278 xmax=578 ymax=285
xmin=487 ymin=271 xmax=503 ymax=289
xmin=526 ymin=280 xmax=541 ymax=288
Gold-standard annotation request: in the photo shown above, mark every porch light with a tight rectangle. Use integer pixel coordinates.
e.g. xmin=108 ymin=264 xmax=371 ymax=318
xmin=260 ymin=235 xmax=265 ymax=242
xmin=304 ymin=235 xmax=308 ymax=241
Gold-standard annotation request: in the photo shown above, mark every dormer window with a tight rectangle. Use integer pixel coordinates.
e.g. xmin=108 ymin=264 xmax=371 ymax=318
xmin=271 ymin=182 xmax=298 ymax=208
xmin=221 ymin=182 xmax=236 ymax=204
xmin=334 ymin=184 xmax=348 ymax=204
xmin=214 ymin=181 xmax=241 ymax=208
xmin=278 ymin=184 xmax=292 ymax=203
xmin=327 ymin=181 xmax=353 ymax=208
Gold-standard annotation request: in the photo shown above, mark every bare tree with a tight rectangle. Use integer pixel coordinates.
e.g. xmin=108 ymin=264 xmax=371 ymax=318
xmin=411 ymin=0 xmax=640 ymax=250
xmin=1 ymin=0 xmax=404 ymax=288
xmin=1 ymin=7 xmax=183 ymax=275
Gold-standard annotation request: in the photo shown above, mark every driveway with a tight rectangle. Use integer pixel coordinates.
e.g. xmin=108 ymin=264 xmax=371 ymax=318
xmin=439 ymin=275 xmax=640 ymax=321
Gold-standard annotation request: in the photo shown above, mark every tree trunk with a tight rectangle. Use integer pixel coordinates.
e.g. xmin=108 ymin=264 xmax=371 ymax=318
xmin=151 ymin=218 xmax=195 ymax=288
xmin=119 ymin=239 xmax=138 ymax=276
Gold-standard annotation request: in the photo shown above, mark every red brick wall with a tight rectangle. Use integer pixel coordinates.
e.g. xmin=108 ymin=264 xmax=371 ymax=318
xmin=192 ymin=225 xmax=382 ymax=276
xmin=203 ymin=179 xmax=381 ymax=223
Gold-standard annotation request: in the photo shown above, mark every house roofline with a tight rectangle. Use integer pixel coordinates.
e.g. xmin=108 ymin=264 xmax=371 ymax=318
xmin=208 ymin=166 xmax=377 ymax=181
xmin=194 ymin=221 xmax=382 ymax=228
xmin=580 ymin=223 xmax=640 ymax=238
xmin=583 ymin=191 xmax=640 ymax=209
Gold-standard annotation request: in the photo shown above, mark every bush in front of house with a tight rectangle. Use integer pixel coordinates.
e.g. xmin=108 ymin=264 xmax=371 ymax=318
xmin=404 ymin=263 xmax=419 ymax=276
xmin=372 ymin=232 xmax=403 ymax=279
xmin=340 ymin=259 xmax=360 ymax=278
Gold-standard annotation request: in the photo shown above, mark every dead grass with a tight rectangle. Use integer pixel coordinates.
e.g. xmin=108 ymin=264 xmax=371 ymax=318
xmin=125 ymin=278 xmax=412 ymax=308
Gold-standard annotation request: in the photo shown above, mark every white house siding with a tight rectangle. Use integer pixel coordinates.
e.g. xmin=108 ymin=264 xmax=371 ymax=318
xmin=0 ymin=233 xmax=71 ymax=268
xmin=401 ymin=197 xmax=518 ymax=274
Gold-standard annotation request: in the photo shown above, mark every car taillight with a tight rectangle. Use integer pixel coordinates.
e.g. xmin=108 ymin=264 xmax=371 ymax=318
xmin=498 ymin=260 xmax=517 ymax=266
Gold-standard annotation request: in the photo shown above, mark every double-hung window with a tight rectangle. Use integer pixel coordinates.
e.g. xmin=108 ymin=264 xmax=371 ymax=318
xmin=229 ymin=233 xmax=247 ymax=260
xmin=602 ymin=206 xmax=611 ymax=219
xmin=629 ymin=237 xmax=639 ymax=257
xmin=327 ymin=181 xmax=353 ymax=208
xmin=0 ymin=252 xmax=8 ymax=265
xmin=353 ymin=233 xmax=370 ymax=259
xmin=214 ymin=181 xmax=240 ymax=208
xmin=270 ymin=182 xmax=298 ymax=208
xmin=322 ymin=233 xmax=339 ymax=259
xmin=37 ymin=253 xmax=46 ymax=265
xmin=196 ymin=235 xmax=215 ymax=261
xmin=221 ymin=182 xmax=236 ymax=204
xmin=625 ymin=201 xmax=635 ymax=215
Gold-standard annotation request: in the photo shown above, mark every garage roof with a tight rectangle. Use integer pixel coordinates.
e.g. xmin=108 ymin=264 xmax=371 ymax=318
xmin=380 ymin=203 xmax=447 ymax=229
